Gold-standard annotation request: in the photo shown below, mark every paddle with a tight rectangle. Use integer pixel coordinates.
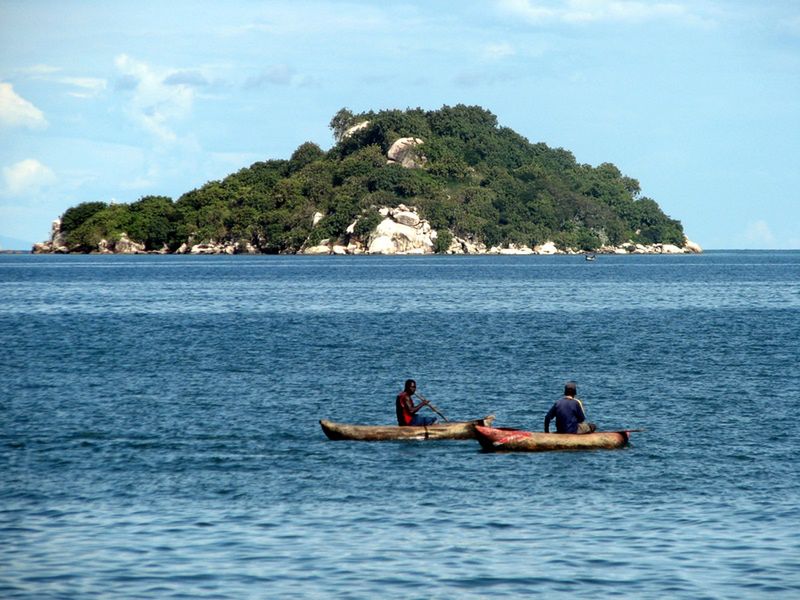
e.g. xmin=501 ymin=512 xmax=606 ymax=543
xmin=414 ymin=392 xmax=449 ymax=422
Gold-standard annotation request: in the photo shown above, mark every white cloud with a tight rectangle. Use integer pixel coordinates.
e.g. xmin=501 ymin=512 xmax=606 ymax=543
xmin=17 ymin=64 xmax=61 ymax=77
xmin=59 ymin=77 xmax=108 ymax=99
xmin=497 ymin=0 xmax=697 ymax=25
xmin=114 ymin=54 xmax=195 ymax=143
xmin=0 ymin=83 xmax=48 ymax=129
xmin=13 ymin=65 xmax=107 ymax=99
xmin=244 ymin=64 xmax=319 ymax=89
xmin=744 ymin=220 xmax=775 ymax=246
xmin=245 ymin=64 xmax=296 ymax=88
xmin=2 ymin=159 xmax=56 ymax=196
xmin=163 ymin=70 xmax=210 ymax=87
xmin=483 ymin=42 xmax=516 ymax=60
xmin=246 ymin=64 xmax=311 ymax=88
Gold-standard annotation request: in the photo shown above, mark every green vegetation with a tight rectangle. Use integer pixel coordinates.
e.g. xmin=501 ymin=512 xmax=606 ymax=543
xmin=57 ymin=105 xmax=685 ymax=253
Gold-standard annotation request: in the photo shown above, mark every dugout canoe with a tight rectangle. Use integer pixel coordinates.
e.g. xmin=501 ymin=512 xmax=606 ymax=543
xmin=474 ymin=425 xmax=632 ymax=452
xmin=320 ymin=416 xmax=495 ymax=441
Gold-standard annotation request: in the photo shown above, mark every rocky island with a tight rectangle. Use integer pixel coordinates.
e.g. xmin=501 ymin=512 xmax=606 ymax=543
xmin=34 ymin=105 xmax=701 ymax=256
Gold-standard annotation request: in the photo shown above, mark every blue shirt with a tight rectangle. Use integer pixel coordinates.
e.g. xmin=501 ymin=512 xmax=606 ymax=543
xmin=544 ymin=396 xmax=586 ymax=433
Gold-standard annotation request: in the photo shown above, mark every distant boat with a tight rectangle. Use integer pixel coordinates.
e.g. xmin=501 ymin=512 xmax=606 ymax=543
xmin=585 ymin=253 xmax=596 ymax=261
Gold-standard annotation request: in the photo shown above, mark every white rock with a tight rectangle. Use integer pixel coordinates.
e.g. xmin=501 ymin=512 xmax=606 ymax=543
xmin=534 ymin=242 xmax=558 ymax=255
xmin=312 ymin=212 xmax=324 ymax=226
xmin=332 ymin=245 xmax=348 ymax=255
xmin=661 ymin=244 xmax=684 ymax=254
xmin=500 ymin=245 xmax=534 ymax=255
xmin=393 ymin=210 xmax=420 ymax=227
xmin=368 ymin=235 xmax=397 ymax=255
xmin=303 ymin=244 xmax=332 ymax=255
xmin=374 ymin=218 xmax=418 ymax=249
xmin=115 ymin=233 xmax=145 ymax=254
xmin=387 ymin=138 xmax=426 ymax=168
xmin=342 ymin=120 xmax=370 ymax=139
xmin=190 ymin=243 xmax=215 ymax=254
xmin=447 ymin=239 xmax=465 ymax=254
xmin=416 ymin=234 xmax=435 ymax=250
xmin=460 ymin=238 xmax=484 ymax=254
xmin=684 ymin=239 xmax=703 ymax=253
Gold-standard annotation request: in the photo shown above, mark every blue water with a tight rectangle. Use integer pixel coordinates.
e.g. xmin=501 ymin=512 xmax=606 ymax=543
xmin=1 ymin=252 xmax=799 ymax=599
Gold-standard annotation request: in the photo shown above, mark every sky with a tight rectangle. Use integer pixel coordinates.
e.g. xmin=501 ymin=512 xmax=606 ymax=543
xmin=1 ymin=1 xmax=799 ymax=250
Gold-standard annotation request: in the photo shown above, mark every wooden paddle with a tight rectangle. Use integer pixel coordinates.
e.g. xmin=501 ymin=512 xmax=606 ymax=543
xmin=414 ymin=392 xmax=449 ymax=422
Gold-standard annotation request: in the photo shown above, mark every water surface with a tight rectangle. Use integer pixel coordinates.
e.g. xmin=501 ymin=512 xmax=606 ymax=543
xmin=2 ymin=252 xmax=799 ymax=598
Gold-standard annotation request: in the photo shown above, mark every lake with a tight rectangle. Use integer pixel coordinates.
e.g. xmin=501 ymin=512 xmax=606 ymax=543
xmin=1 ymin=251 xmax=799 ymax=598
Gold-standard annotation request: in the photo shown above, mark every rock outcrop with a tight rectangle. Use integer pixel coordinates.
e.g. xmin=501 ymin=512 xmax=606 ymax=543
xmin=446 ymin=237 xmax=487 ymax=254
xmin=114 ymin=233 xmax=146 ymax=254
xmin=596 ymin=239 xmax=703 ymax=254
xmin=535 ymin=242 xmax=559 ymax=255
xmin=32 ymin=219 xmax=68 ymax=254
xmin=341 ymin=120 xmax=370 ymax=140
xmin=684 ymin=239 xmax=703 ymax=253
xmin=301 ymin=204 xmax=436 ymax=255
xmin=173 ymin=239 xmax=257 ymax=255
xmin=367 ymin=205 xmax=435 ymax=254
xmin=387 ymin=137 xmax=426 ymax=169
xmin=303 ymin=242 xmax=334 ymax=255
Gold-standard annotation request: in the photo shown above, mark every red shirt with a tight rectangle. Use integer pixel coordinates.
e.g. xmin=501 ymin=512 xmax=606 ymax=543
xmin=396 ymin=391 xmax=414 ymax=425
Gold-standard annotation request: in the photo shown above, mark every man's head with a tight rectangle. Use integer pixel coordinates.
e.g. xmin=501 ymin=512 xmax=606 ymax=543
xmin=405 ymin=379 xmax=417 ymax=394
xmin=564 ymin=381 xmax=577 ymax=397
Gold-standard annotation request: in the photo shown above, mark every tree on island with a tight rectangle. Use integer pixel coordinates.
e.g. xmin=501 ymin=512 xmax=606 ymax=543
xmin=48 ymin=105 xmax=687 ymax=254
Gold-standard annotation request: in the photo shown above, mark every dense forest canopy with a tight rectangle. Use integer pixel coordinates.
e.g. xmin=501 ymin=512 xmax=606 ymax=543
xmin=57 ymin=105 xmax=685 ymax=253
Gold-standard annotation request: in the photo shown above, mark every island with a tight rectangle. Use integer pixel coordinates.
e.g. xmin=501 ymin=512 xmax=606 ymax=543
xmin=34 ymin=105 xmax=701 ymax=256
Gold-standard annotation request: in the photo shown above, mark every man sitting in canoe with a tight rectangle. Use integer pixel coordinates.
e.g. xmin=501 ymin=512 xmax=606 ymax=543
xmin=396 ymin=379 xmax=437 ymax=426
xmin=544 ymin=381 xmax=596 ymax=434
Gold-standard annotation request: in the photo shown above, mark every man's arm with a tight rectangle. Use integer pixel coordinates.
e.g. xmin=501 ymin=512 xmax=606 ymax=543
xmin=410 ymin=398 xmax=429 ymax=414
xmin=544 ymin=404 xmax=556 ymax=433
xmin=400 ymin=393 xmax=428 ymax=415
xmin=575 ymin=399 xmax=586 ymax=422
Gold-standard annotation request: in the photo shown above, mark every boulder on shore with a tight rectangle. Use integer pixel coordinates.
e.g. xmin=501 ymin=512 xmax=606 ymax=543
xmin=32 ymin=219 xmax=68 ymax=254
xmin=366 ymin=205 xmax=435 ymax=254
xmin=684 ymin=239 xmax=703 ymax=253
xmin=114 ymin=233 xmax=146 ymax=254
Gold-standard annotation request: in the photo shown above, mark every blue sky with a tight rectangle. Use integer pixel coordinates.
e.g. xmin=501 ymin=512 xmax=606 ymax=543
xmin=1 ymin=0 xmax=798 ymax=249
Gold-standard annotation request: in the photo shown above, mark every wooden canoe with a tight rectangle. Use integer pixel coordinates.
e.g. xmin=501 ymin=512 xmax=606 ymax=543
xmin=474 ymin=425 xmax=631 ymax=452
xmin=320 ymin=415 xmax=495 ymax=441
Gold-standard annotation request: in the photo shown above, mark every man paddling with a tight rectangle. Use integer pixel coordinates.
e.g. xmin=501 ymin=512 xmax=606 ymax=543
xmin=544 ymin=381 xmax=596 ymax=434
xmin=396 ymin=379 xmax=437 ymax=426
